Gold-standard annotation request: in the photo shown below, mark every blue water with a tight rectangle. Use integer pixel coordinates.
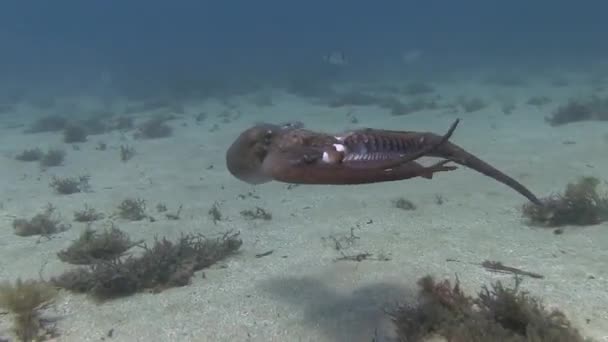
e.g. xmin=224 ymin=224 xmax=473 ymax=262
xmin=2 ymin=1 xmax=608 ymax=94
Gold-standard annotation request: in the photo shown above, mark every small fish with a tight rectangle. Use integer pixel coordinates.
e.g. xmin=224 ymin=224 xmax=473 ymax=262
xmin=323 ymin=51 xmax=348 ymax=66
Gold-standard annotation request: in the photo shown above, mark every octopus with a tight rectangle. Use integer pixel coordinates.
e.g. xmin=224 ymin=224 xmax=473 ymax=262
xmin=225 ymin=119 xmax=541 ymax=205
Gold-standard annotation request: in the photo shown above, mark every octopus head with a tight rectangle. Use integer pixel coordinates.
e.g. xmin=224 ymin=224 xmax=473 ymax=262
xmin=226 ymin=123 xmax=299 ymax=184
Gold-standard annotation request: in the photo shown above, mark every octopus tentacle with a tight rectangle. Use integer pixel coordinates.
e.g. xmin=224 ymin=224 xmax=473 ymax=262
xmin=336 ymin=119 xmax=459 ymax=170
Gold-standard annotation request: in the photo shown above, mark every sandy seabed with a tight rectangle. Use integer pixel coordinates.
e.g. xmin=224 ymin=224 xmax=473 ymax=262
xmin=1 ymin=76 xmax=607 ymax=341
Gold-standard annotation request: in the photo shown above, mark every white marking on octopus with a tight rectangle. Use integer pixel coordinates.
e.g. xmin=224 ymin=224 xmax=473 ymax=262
xmin=322 ymin=152 xmax=331 ymax=163
xmin=333 ymin=143 xmax=345 ymax=152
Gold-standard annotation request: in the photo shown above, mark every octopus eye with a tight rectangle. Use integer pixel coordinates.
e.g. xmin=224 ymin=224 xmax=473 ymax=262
xmin=263 ymin=130 xmax=273 ymax=143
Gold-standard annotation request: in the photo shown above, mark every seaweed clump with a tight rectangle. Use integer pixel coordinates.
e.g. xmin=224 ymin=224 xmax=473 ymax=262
xmin=119 ymin=144 xmax=136 ymax=162
xmin=208 ymin=201 xmax=223 ymax=224
xmin=327 ymin=91 xmax=380 ymax=107
xmin=117 ymin=198 xmax=147 ymax=221
xmin=14 ymin=148 xmax=43 ymax=162
xmin=52 ymin=231 xmax=242 ymax=300
xmin=458 ymin=97 xmax=487 ymax=113
xmin=24 ymin=115 xmax=68 ymax=133
xmin=57 ymin=225 xmax=137 ymax=265
xmin=73 ymin=204 xmax=105 ymax=222
xmin=391 ymin=276 xmax=587 ymax=342
xmin=12 ymin=204 xmax=69 ymax=237
xmin=526 ymin=96 xmax=552 ymax=107
xmin=62 ymin=124 xmax=88 ymax=143
xmin=547 ymin=96 xmax=608 ymax=126
xmin=39 ymin=148 xmax=66 ymax=168
xmin=80 ymin=116 xmax=108 ymax=135
xmin=134 ymin=117 xmax=172 ymax=139
xmin=49 ymin=175 xmax=90 ymax=194
xmin=0 ymin=279 xmax=58 ymax=341
xmin=240 ymin=207 xmax=272 ymax=221
xmin=385 ymin=97 xmax=438 ymax=116
xmin=108 ymin=116 xmax=134 ymax=131
xmin=393 ymin=197 xmax=417 ymax=211
xmin=402 ymin=82 xmax=435 ymax=95
xmin=327 ymin=91 xmax=437 ymax=116
xmin=522 ymin=176 xmax=608 ymax=227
